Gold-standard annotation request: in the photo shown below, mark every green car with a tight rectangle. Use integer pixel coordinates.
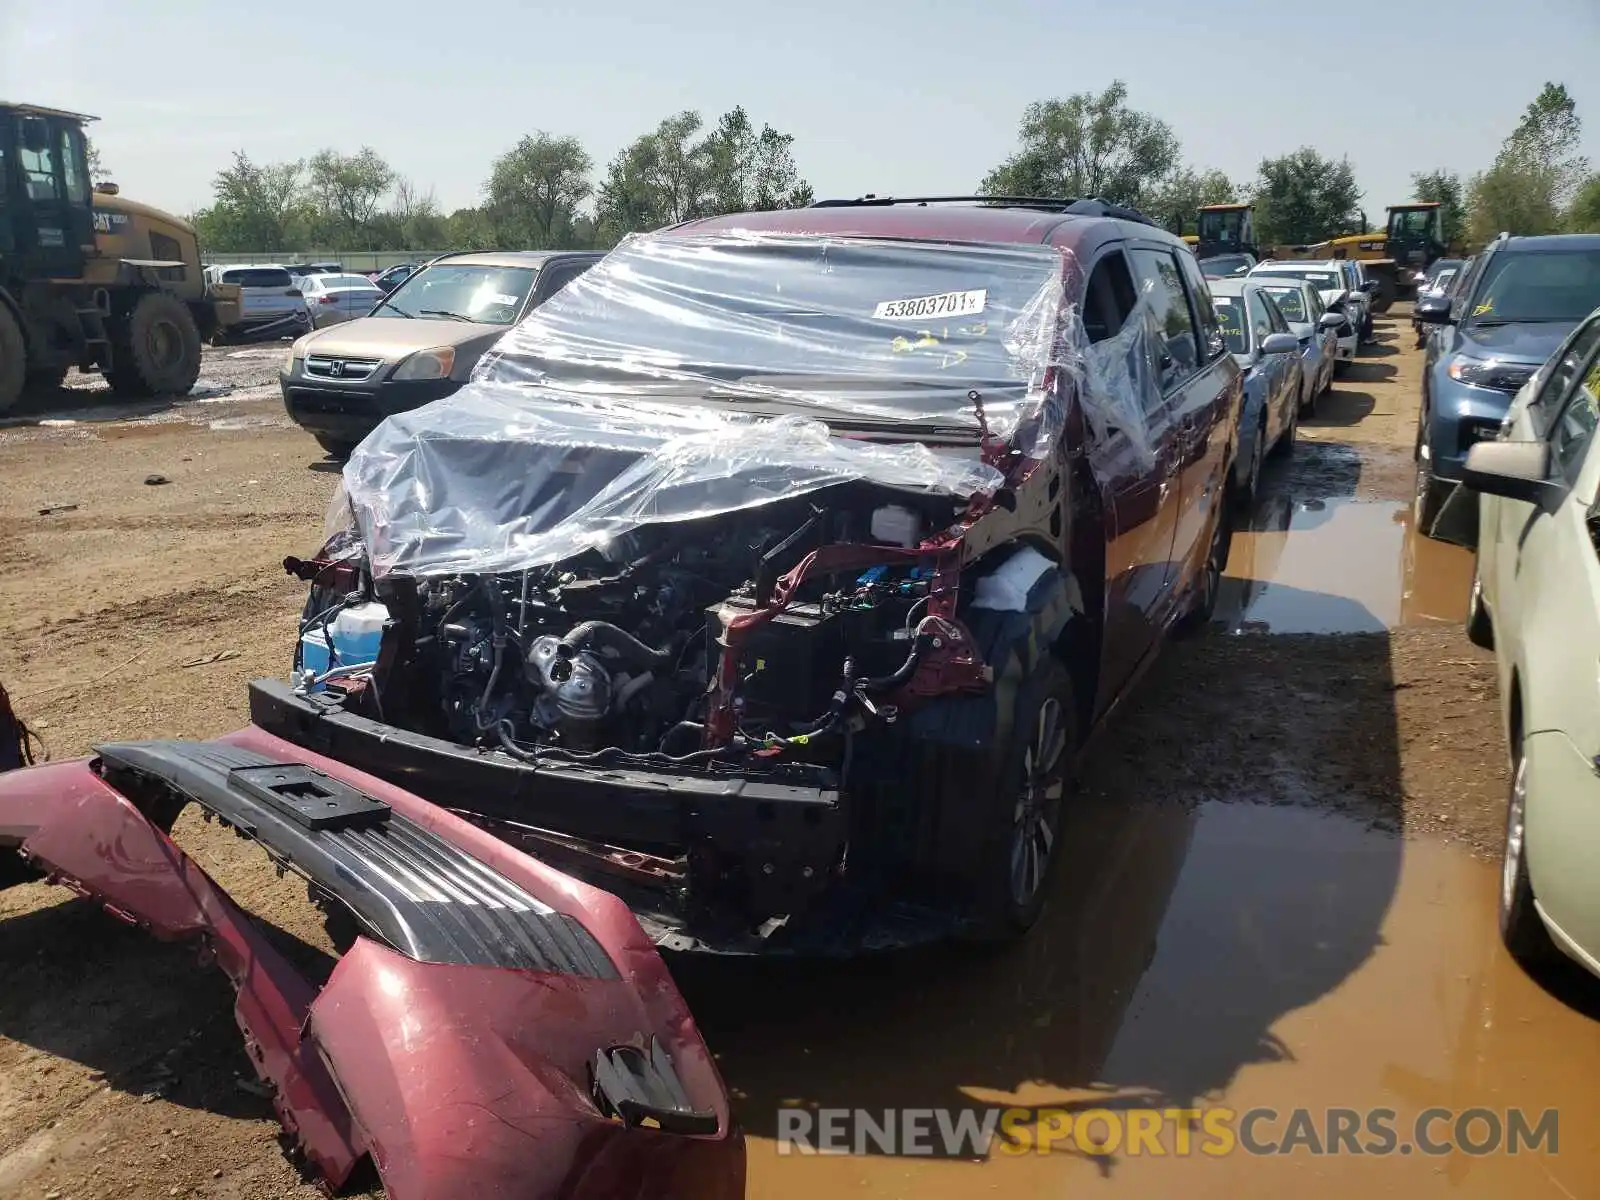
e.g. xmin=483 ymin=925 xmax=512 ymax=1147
xmin=1465 ymin=304 xmax=1600 ymax=981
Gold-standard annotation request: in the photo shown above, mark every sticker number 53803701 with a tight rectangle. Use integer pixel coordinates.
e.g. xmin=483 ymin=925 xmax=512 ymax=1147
xmin=873 ymin=289 xmax=987 ymax=321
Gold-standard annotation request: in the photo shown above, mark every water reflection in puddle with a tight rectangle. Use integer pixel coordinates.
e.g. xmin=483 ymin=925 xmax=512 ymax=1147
xmin=700 ymin=800 xmax=1600 ymax=1199
xmin=1217 ymin=495 xmax=1474 ymax=634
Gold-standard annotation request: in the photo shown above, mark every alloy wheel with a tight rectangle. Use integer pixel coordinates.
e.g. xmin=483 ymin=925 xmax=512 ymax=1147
xmin=1010 ymin=698 xmax=1067 ymax=907
xmin=1501 ymin=757 xmax=1527 ymax=921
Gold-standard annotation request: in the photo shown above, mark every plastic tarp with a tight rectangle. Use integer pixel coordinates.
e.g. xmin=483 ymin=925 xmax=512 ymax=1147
xmin=340 ymin=229 xmax=1160 ymax=579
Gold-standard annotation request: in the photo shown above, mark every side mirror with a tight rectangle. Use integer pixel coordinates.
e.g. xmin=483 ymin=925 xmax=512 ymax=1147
xmin=1363 ymin=279 xmax=1381 ymax=295
xmin=1461 ymin=440 xmax=1565 ymax=510
xmin=1318 ymin=311 xmax=1345 ymax=329
xmin=1260 ymin=332 xmax=1299 ymax=356
xmin=1415 ymin=300 xmax=1453 ymax=325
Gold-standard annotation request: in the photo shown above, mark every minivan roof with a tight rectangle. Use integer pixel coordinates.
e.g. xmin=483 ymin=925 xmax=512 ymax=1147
xmin=669 ymin=202 xmax=1180 ymax=257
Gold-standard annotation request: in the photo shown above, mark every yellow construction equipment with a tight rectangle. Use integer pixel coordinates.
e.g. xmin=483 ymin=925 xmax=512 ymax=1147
xmin=0 ymin=102 xmax=239 ymax=411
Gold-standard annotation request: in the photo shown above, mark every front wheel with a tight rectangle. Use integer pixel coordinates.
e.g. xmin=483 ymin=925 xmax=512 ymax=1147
xmin=1500 ymin=751 xmax=1557 ymax=968
xmin=103 ymin=292 xmax=202 ymax=398
xmin=1415 ymin=457 xmax=1448 ymax=538
xmin=1467 ymin=557 xmax=1495 ymax=650
xmin=314 ymin=434 xmax=359 ymax=459
xmin=0 ymin=304 xmax=25 ymax=414
xmin=969 ymin=656 xmax=1078 ymax=941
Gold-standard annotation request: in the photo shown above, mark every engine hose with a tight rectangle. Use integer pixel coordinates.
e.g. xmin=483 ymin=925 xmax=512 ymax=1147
xmin=557 ymin=620 xmax=674 ymax=672
xmin=859 ymin=632 xmax=935 ymax=693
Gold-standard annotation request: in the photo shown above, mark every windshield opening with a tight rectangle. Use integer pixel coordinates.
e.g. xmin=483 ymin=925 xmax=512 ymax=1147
xmin=1258 ymin=284 xmax=1308 ymax=323
xmin=1210 ymin=294 xmax=1248 ymax=354
xmin=378 ymin=264 xmax=538 ymax=324
xmin=1465 ymin=249 xmax=1600 ymax=325
xmin=478 ymin=234 xmax=1066 ymax=424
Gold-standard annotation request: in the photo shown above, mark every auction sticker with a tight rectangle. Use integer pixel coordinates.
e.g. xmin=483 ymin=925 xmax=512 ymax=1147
xmin=874 ymin=289 xmax=987 ymax=321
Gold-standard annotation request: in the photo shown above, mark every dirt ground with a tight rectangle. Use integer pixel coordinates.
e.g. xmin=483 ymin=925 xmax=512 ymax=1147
xmin=0 ymin=318 xmax=1527 ymax=1198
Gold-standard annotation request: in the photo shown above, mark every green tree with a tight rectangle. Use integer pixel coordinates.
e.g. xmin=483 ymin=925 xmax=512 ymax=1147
xmin=306 ymin=147 xmax=395 ymax=247
xmin=446 ymin=206 xmax=497 ymax=250
xmin=484 ymin=132 xmax=594 ymax=249
xmin=1503 ymin=82 xmax=1588 ymax=202
xmin=1568 ymin=174 xmax=1600 ymax=233
xmin=1249 ymin=148 xmax=1363 ymax=244
xmin=595 ymin=108 xmax=814 ymax=243
xmin=193 ymin=151 xmax=306 ymax=252
xmin=1411 ymin=169 xmax=1464 ymax=245
xmin=1143 ymin=167 xmax=1237 ymax=234
xmin=1467 ymin=82 xmax=1589 ymax=242
xmin=980 ymin=81 xmax=1180 ymax=207
xmin=700 ymin=107 xmax=814 ymax=213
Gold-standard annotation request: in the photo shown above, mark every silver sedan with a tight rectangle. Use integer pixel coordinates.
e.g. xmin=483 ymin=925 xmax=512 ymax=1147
xmin=300 ymin=273 xmax=385 ymax=329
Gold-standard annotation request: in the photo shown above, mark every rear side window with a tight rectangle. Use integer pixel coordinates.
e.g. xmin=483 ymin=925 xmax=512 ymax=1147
xmin=1081 ymin=249 xmax=1139 ymax=344
xmin=1128 ymin=247 xmax=1199 ymax=390
xmin=223 ymin=268 xmax=293 ymax=288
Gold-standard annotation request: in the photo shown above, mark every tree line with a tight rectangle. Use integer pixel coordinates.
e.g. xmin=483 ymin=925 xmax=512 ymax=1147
xmin=166 ymin=81 xmax=1597 ymax=257
xmin=981 ymin=79 xmax=1598 ymax=248
xmin=187 ymin=106 xmax=811 ymax=255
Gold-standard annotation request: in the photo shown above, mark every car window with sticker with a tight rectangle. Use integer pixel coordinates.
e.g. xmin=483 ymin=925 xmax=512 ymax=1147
xmin=1211 ymin=295 xmax=1248 ymax=354
xmin=1259 ymin=284 xmax=1308 ymax=324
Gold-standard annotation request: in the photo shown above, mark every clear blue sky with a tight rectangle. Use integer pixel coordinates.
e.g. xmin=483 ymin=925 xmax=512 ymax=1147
xmin=5 ymin=0 xmax=1598 ymax=221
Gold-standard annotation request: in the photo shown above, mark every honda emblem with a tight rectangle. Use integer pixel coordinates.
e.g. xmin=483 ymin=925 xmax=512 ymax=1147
xmin=328 ymin=361 xmax=345 ymax=377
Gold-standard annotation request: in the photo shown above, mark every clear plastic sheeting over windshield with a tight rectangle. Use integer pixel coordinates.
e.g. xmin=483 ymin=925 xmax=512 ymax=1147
xmin=339 ymin=229 xmax=1156 ymax=579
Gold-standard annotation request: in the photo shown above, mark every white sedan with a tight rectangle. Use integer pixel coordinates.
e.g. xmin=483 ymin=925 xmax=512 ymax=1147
xmin=299 ymin=273 xmax=385 ymax=329
xmin=1465 ymin=304 xmax=1600 ymax=980
xmin=1247 ymin=261 xmax=1358 ymax=369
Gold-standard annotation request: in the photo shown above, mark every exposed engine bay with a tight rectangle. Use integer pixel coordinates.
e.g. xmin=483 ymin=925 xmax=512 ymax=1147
xmin=301 ymin=488 xmax=994 ymax=778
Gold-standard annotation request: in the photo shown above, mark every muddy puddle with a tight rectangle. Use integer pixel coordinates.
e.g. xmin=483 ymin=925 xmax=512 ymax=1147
xmin=1216 ymin=453 xmax=1474 ymax=635
xmin=678 ymin=799 xmax=1600 ymax=1198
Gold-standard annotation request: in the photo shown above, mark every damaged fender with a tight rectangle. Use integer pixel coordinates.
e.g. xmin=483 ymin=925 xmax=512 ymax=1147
xmin=0 ymin=728 xmax=744 ymax=1199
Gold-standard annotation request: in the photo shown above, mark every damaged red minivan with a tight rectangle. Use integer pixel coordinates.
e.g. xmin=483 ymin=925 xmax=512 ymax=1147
xmin=0 ymin=197 xmax=1238 ymax=1198
xmin=259 ymin=197 xmax=1242 ymax=955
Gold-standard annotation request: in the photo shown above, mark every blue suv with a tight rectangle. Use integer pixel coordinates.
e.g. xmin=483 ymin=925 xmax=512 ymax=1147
xmin=1414 ymin=233 xmax=1600 ymax=535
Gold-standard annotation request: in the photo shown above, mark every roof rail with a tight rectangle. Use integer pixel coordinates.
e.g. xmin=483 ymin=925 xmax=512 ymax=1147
xmin=809 ymin=194 xmax=1159 ymax=227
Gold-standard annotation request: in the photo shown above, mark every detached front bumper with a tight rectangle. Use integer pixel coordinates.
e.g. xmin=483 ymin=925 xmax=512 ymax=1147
xmin=249 ymin=678 xmax=968 ymax=955
xmin=0 ymin=733 xmax=744 ymax=1199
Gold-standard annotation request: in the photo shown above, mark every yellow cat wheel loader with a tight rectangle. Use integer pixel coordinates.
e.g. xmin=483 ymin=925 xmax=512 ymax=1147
xmin=0 ymin=102 xmax=240 ymax=413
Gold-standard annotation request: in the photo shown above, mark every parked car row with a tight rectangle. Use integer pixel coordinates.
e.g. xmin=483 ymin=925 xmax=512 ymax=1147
xmin=1400 ymin=230 xmax=1600 ymax=986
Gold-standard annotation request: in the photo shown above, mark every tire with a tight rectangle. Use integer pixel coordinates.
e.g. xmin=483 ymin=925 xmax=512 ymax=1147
xmin=102 ymin=292 xmax=202 ymax=399
xmin=314 ymin=434 xmax=359 ymax=459
xmin=1301 ymin=372 xmax=1318 ymax=417
xmin=1466 ymin=556 xmax=1495 ymax=650
xmin=1235 ymin=414 xmax=1265 ymax=507
xmin=1414 ymin=458 xmax=1448 ymax=538
xmin=1500 ymin=751 xmax=1557 ymax=969
xmin=1179 ymin=492 xmax=1232 ymax=635
xmin=25 ymin=365 xmax=67 ymax=394
xmin=0 ymin=304 xmax=24 ymax=414
xmin=1271 ymin=396 xmax=1297 ymax=458
xmin=969 ymin=655 xmax=1077 ymax=941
